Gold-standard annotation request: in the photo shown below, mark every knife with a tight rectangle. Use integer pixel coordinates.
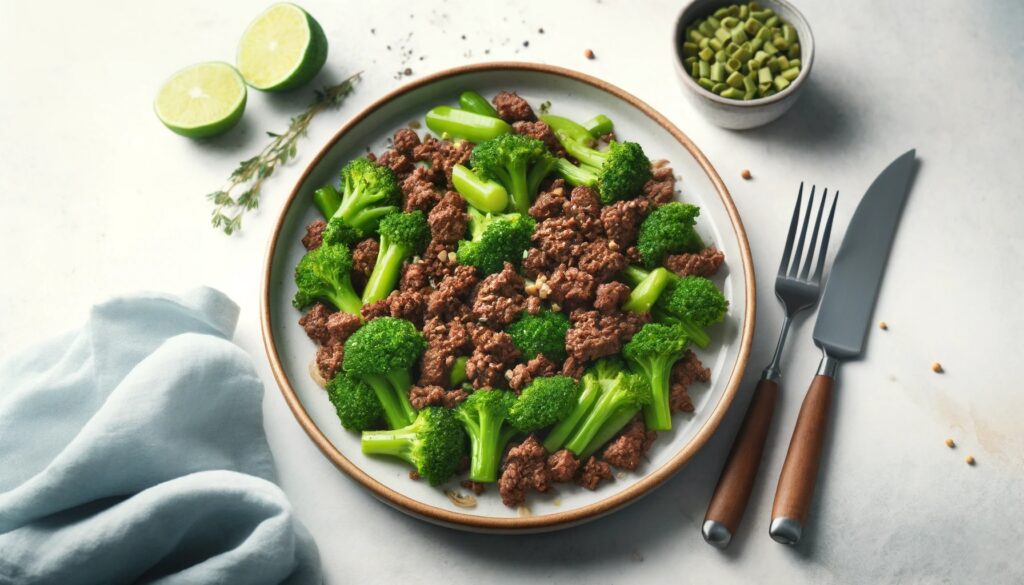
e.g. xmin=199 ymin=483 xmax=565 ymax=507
xmin=768 ymin=150 xmax=917 ymax=545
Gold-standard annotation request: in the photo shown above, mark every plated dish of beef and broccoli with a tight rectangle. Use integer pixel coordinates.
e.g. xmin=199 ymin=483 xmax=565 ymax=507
xmin=292 ymin=89 xmax=728 ymax=508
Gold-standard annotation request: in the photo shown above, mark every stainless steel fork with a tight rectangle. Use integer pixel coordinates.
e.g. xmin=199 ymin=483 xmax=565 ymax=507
xmin=702 ymin=184 xmax=838 ymax=548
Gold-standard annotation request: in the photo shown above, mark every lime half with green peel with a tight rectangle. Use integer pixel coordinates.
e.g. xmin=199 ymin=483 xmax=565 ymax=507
xmin=237 ymin=3 xmax=328 ymax=92
xmin=154 ymin=62 xmax=247 ymax=138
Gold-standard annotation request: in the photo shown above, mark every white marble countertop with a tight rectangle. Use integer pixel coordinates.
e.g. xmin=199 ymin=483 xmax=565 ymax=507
xmin=2 ymin=0 xmax=1022 ymax=582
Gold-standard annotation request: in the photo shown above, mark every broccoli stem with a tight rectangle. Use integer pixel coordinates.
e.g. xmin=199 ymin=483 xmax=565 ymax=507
xmin=583 ymin=114 xmax=614 ymax=137
xmin=579 ymin=405 xmax=639 ymax=459
xmin=635 ymin=359 xmax=674 ymax=431
xmin=313 ymin=186 xmax=341 ymax=219
xmin=361 ymin=426 xmax=416 ymax=463
xmin=452 ymin=164 xmax=509 ymax=213
xmin=543 ymin=376 xmax=600 ymax=452
xmin=362 ymin=242 xmax=410 ymax=305
xmin=459 ymin=91 xmax=500 ymax=118
xmin=564 ymin=387 xmax=637 ymax=455
xmin=449 ymin=356 xmax=469 ymax=386
xmin=623 ymin=267 xmax=673 ymax=313
xmin=326 ymin=283 xmax=364 ymax=316
xmin=552 ymin=157 xmax=598 ymax=188
xmin=466 ymin=412 xmax=516 ymax=482
xmin=527 ymin=156 xmax=557 ymax=196
xmin=425 ymin=106 xmax=511 ymax=143
xmin=364 ymin=374 xmax=414 ymax=429
xmin=654 ymin=309 xmax=712 ymax=348
xmin=505 ymin=160 xmax=531 ymax=215
xmin=540 ymin=115 xmax=595 ymax=146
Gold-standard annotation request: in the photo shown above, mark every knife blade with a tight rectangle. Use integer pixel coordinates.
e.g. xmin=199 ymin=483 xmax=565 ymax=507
xmin=769 ymin=150 xmax=917 ymax=545
xmin=813 ymin=149 xmax=917 ymax=358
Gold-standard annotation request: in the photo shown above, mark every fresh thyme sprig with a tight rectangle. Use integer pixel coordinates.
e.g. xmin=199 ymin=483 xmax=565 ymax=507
xmin=208 ymin=72 xmax=362 ymax=235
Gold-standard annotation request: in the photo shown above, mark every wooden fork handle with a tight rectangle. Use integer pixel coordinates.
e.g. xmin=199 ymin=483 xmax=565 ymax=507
xmin=769 ymin=374 xmax=834 ymax=545
xmin=703 ymin=378 xmax=779 ymax=548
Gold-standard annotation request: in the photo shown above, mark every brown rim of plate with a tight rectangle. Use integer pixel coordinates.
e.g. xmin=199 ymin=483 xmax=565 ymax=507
xmin=261 ymin=61 xmax=756 ymax=532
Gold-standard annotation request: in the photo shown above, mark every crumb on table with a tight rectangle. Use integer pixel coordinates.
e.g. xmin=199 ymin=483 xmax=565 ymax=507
xmin=584 ymin=48 xmax=595 ymax=59
xmin=965 ymin=455 xmax=975 ymax=466
xmin=741 ymin=169 xmax=752 ymax=180
xmin=879 ymin=320 xmax=888 ymax=330
xmin=945 ymin=438 xmax=955 ymax=448
xmin=931 ymin=361 xmax=944 ymax=373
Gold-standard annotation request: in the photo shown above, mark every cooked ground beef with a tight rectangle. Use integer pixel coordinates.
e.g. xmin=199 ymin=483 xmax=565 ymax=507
xmin=670 ymin=350 xmax=710 ymax=413
xmin=529 ymin=180 xmax=567 ymax=220
xmin=512 ymin=120 xmax=565 ymax=157
xmin=601 ymin=198 xmax=650 ymax=250
xmin=352 ymin=238 xmax=380 ymax=291
xmin=565 ymin=186 xmax=602 ymax=221
xmin=525 ymin=295 xmax=543 ymax=315
xmin=409 ymin=385 xmax=468 ymax=410
xmin=602 ymin=417 xmax=656 ymax=471
xmin=593 ymin=282 xmax=631 ymax=314
xmin=576 ymin=456 xmax=613 ymax=490
xmin=461 ymin=480 xmax=486 ymax=495
xmin=425 ymin=264 xmax=478 ymax=321
xmin=412 ymin=136 xmax=473 ymax=189
xmin=642 ymin=164 xmax=676 ymax=206
xmin=315 ymin=342 xmax=344 ymax=381
xmin=507 ymin=354 xmax=559 ymax=392
xmin=546 ymin=449 xmax=580 ymax=482
xmin=428 ymin=191 xmax=468 ymax=244
xmin=302 ymin=220 xmax=327 ymax=250
xmin=498 ymin=435 xmax=548 ymax=506
xmin=325 ymin=311 xmax=361 ymax=344
xmin=574 ymin=240 xmax=627 ymax=283
xmin=399 ymin=262 xmax=431 ymax=294
xmin=546 ymin=266 xmax=596 ymax=312
xmin=392 ymin=128 xmax=421 ymax=154
xmin=471 ymin=262 xmax=526 ymax=327
xmin=492 ymin=91 xmax=536 ymax=122
xmin=561 ymin=355 xmax=586 ymax=380
xmin=420 ymin=241 xmax=460 ymax=283
xmin=376 ymin=150 xmax=415 ymax=180
xmin=363 ymin=290 xmax=426 ymax=328
xmin=299 ymin=302 xmax=333 ymax=344
xmin=565 ymin=309 xmax=649 ymax=363
xmin=465 ymin=328 xmax=520 ymax=389
xmin=402 ymin=168 xmax=441 ymax=212
xmin=665 ymin=246 xmax=726 ymax=277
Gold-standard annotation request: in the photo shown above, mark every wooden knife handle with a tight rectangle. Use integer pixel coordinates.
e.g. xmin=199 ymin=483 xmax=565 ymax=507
xmin=769 ymin=374 xmax=834 ymax=545
xmin=703 ymin=378 xmax=779 ymax=548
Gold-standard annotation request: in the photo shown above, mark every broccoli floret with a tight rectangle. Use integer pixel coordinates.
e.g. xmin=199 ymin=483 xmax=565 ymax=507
xmin=636 ymin=202 xmax=704 ymax=269
xmin=509 ymin=375 xmax=580 ymax=432
xmin=542 ymin=114 xmax=652 ymax=204
xmin=506 ymin=309 xmax=570 ymax=362
xmin=623 ymin=322 xmax=690 ymax=431
xmin=470 ymin=133 xmax=556 ymax=214
xmin=454 ymin=389 xmax=518 ymax=482
xmin=361 ymin=211 xmax=430 ymax=304
xmin=624 ymin=267 xmax=728 ymax=348
xmin=292 ymin=242 xmax=362 ymax=314
xmin=361 ymin=406 xmax=466 ymax=486
xmin=456 ymin=207 xmax=535 ymax=275
xmin=323 ymin=158 xmax=401 ymax=245
xmin=562 ymin=359 xmax=650 ymax=455
xmin=326 ymin=372 xmax=384 ymax=432
xmin=343 ymin=317 xmax=426 ymax=429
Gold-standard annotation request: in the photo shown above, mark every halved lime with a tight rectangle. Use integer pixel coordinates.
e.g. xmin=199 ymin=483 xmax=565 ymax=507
xmin=154 ymin=62 xmax=247 ymax=138
xmin=237 ymin=3 xmax=328 ymax=92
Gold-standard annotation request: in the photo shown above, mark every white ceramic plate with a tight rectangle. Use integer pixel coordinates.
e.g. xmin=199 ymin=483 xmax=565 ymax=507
xmin=262 ymin=62 xmax=755 ymax=532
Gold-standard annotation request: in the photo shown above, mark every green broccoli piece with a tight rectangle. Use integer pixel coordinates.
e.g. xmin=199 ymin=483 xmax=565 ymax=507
xmin=361 ymin=211 xmax=430 ymax=304
xmin=562 ymin=360 xmax=650 ymax=455
xmin=509 ymin=375 xmax=580 ymax=432
xmin=323 ymin=158 xmax=401 ymax=245
xmin=636 ymin=202 xmax=704 ymax=269
xmin=326 ymin=372 xmax=383 ymax=432
xmin=361 ymin=406 xmax=466 ymax=486
xmin=623 ymin=322 xmax=690 ymax=431
xmin=470 ymin=133 xmax=556 ymax=214
xmin=506 ymin=309 xmax=570 ymax=362
xmin=454 ymin=390 xmax=518 ymax=482
xmin=292 ymin=242 xmax=362 ymax=314
xmin=542 ymin=114 xmax=652 ymax=204
xmin=343 ymin=317 xmax=426 ymax=429
xmin=456 ymin=207 xmax=535 ymax=275
xmin=623 ymin=267 xmax=728 ymax=348
xmin=452 ymin=164 xmax=509 ymax=213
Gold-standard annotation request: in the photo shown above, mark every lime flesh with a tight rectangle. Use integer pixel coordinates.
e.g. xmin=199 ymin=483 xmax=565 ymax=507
xmin=154 ymin=62 xmax=247 ymax=138
xmin=237 ymin=3 xmax=328 ymax=92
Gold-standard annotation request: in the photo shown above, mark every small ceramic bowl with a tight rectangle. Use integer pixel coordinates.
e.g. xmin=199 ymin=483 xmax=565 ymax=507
xmin=672 ymin=0 xmax=814 ymax=130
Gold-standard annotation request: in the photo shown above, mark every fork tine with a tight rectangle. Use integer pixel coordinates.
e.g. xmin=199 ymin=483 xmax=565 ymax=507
xmin=812 ymin=191 xmax=839 ymax=282
xmin=799 ymin=188 xmax=828 ymax=280
xmin=788 ymin=185 xmax=815 ymax=277
xmin=778 ymin=183 xmax=803 ymax=276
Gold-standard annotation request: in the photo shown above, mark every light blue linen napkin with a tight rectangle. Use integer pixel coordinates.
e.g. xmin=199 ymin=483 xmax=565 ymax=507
xmin=0 ymin=288 xmax=322 ymax=585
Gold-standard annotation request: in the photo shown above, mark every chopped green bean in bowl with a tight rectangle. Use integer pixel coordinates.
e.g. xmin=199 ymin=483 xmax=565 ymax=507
xmin=672 ymin=0 xmax=814 ymax=129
